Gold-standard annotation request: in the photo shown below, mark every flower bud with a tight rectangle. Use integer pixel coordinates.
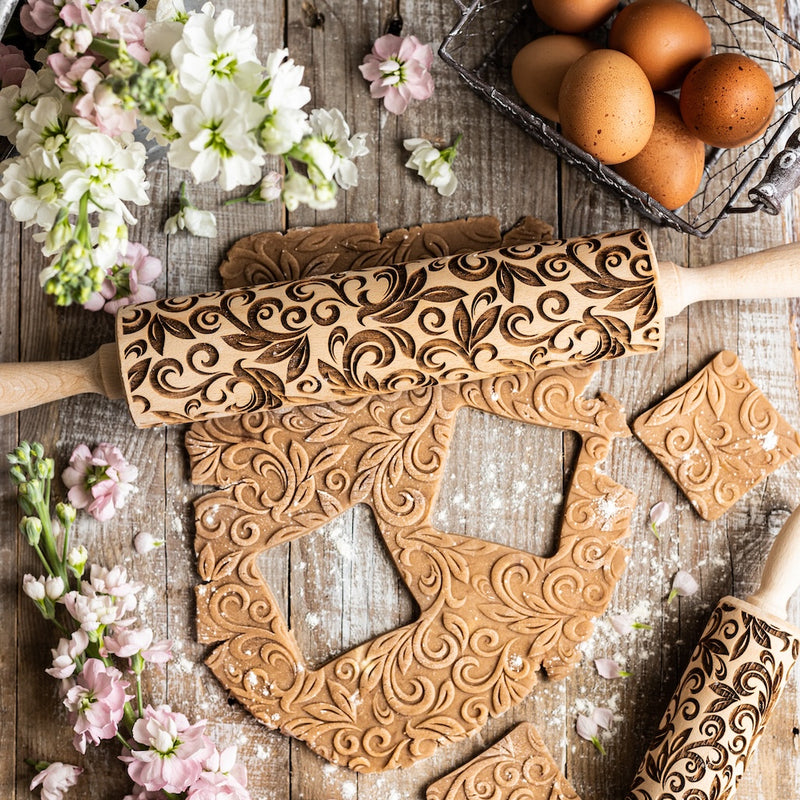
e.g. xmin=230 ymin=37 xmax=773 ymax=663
xmin=23 ymin=574 xmax=46 ymax=601
xmin=20 ymin=516 xmax=43 ymax=546
xmin=45 ymin=575 xmax=66 ymax=600
xmin=56 ymin=502 xmax=77 ymax=527
xmin=67 ymin=545 xmax=88 ymax=578
xmin=9 ymin=465 xmax=26 ymax=485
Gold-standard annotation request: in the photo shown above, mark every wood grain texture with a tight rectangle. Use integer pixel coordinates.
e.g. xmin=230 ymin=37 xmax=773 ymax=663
xmin=1 ymin=0 xmax=800 ymax=798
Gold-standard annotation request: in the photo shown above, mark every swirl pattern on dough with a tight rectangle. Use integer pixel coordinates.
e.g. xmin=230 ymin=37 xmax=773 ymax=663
xmin=425 ymin=722 xmax=581 ymax=800
xmin=187 ymin=365 xmax=635 ymax=772
xmin=627 ymin=597 xmax=800 ymax=800
xmin=634 ymin=350 xmax=800 ymax=521
xmin=121 ymin=229 xmax=661 ymax=427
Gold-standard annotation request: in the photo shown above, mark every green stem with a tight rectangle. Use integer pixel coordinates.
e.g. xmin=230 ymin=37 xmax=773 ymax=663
xmin=90 ymin=36 xmax=124 ymax=62
xmin=31 ymin=541 xmax=54 ymax=576
xmin=115 ymin=731 xmax=131 ymax=750
xmin=135 ymin=671 xmax=144 ymax=719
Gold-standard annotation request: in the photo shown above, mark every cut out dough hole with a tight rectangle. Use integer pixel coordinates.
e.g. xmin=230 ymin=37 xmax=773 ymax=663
xmin=432 ymin=406 xmax=577 ymax=559
xmin=258 ymin=504 xmax=419 ymax=671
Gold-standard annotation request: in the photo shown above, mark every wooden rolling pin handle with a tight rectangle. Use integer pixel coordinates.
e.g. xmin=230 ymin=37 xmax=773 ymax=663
xmin=0 ymin=342 xmax=124 ymax=415
xmin=658 ymin=240 xmax=800 ymax=318
xmin=746 ymin=503 xmax=800 ymax=619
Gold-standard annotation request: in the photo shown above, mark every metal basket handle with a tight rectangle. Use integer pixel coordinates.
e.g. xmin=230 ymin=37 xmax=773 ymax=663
xmin=747 ymin=127 xmax=800 ymax=215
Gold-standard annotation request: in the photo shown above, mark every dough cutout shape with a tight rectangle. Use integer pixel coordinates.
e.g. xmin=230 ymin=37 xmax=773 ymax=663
xmin=185 ymin=217 xmax=637 ymax=772
xmin=634 ymin=350 xmax=800 ymax=520
xmin=426 ymin=722 xmax=581 ymax=800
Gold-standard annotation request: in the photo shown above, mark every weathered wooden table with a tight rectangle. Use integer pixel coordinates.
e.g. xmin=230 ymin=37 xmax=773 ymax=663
xmin=2 ymin=0 xmax=800 ymax=797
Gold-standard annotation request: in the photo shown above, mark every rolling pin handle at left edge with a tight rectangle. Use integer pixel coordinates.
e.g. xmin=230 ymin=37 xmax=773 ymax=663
xmin=0 ymin=342 xmax=124 ymax=416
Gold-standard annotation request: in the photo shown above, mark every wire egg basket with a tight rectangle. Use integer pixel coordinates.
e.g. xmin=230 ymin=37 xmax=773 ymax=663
xmin=439 ymin=0 xmax=800 ymax=237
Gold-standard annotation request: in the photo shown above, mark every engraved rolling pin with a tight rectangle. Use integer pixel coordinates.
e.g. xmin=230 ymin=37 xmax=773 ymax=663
xmin=2 ymin=229 xmax=800 ymax=427
xmin=627 ymin=504 xmax=800 ymax=800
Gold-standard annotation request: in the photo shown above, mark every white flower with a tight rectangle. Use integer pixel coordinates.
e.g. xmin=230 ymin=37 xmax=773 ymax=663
xmin=403 ymin=135 xmax=460 ymax=196
xmin=256 ymin=49 xmax=311 ymax=155
xmin=15 ymin=96 xmax=91 ymax=164
xmin=164 ymin=181 xmax=217 ymax=237
xmin=0 ymin=149 xmax=65 ymax=228
xmin=134 ymin=531 xmax=166 ymax=554
xmin=309 ymin=107 xmax=368 ymax=190
xmin=282 ymin=171 xmax=336 ymax=211
xmin=0 ymin=68 xmax=57 ymax=143
xmin=171 ymin=6 xmax=261 ymax=94
xmin=60 ymin=132 xmax=149 ymax=218
xmin=169 ymin=83 xmax=264 ymax=190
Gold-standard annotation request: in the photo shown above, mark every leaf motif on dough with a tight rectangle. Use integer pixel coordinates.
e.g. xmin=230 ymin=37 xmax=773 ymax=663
xmin=328 ymin=679 xmax=359 ymax=722
xmin=308 ymin=444 xmax=349 ymax=476
xmin=317 ymin=490 xmax=343 ymax=518
xmin=207 ymin=551 xmax=243 ymax=581
xmin=442 ymin=548 xmax=470 ymax=583
xmin=350 ymin=467 xmax=376 ymax=503
xmin=442 ymin=612 xmax=470 ymax=649
xmin=640 ymin=394 xmax=685 ymax=427
xmin=292 ymin=476 xmax=316 ymax=509
xmin=707 ymin=370 xmax=727 ymax=420
xmin=397 ymin=637 xmax=414 ymax=674
xmin=197 ymin=543 xmax=217 ymax=581
xmin=681 ymin=373 xmax=708 ymax=415
xmin=289 ymin=439 xmax=310 ymax=480
xmin=306 ymin=420 xmax=348 ymax=441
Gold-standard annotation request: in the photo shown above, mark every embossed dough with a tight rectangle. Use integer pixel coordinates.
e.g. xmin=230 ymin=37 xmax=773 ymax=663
xmin=186 ymin=218 xmax=639 ymax=772
xmin=427 ymin=722 xmax=582 ymax=800
xmin=634 ymin=350 xmax=800 ymax=520
xmin=119 ymin=228 xmax=662 ymax=427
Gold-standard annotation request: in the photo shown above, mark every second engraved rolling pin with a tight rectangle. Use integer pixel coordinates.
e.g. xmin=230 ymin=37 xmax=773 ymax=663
xmin=627 ymin=504 xmax=800 ymax=800
xmin=1 ymin=228 xmax=800 ymax=427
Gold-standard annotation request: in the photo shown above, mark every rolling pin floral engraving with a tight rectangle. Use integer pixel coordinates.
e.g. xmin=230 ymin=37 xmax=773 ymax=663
xmin=627 ymin=505 xmax=800 ymax=800
xmin=120 ymin=230 xmax=660 ymax=426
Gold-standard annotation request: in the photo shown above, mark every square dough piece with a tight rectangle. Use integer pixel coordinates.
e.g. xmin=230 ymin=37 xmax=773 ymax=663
xmin=634 ymin=350 xmax=800 ymax=521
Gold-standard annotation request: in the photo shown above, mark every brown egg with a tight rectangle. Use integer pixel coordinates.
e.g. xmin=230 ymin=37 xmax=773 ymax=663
xmin=532 ymin=0 xmax=618 ymax=33
xmin=608 ymin=0 xmax=712 ymax=91
xmin=615 ymin=94 xmax=705 ymax=209
xmin=559 ymin=49 xmax=655 ymax=164
xmin=680 ymin=53 xmax=775 ymax=148
xmin=512 ymin=35 xmax=598 ymax=122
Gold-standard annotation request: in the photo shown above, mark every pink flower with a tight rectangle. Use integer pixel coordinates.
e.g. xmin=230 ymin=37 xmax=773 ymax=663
xmin=594 ymin=657 xmax=631 ymax=679
xmin=30 ymin=762 xmax=83 ymax=800
xmin=668 ymin=569 xmax=699 ymax=603
xmin=0 ymin=44 xmax=31 ymax=88
xmin=20 ymin=0 xmax=60 ymax=35
xmin=576 ymin=706 xmax=613 ymax=755
xmin=142 ymin=638 xmax=173 ymax=665
xmin=72 ymin=69 xmax=138 ymax=135
xmin=187 ymin=772 xmax=251 ymax=800
xmin=186 ymin=746 xmax=250 ymax=799
xmin=358 ymin=34 xmax=434 ymax=114
xmin=105 ymin=626 xmax=154 ymax=658
xmin=84 ymin=242 xmax=162 ymax=313
xmin=49 ymin=53 xmax=96 ymax=93
xmin=46 ymin=629 xmax=90 ymax=681
xmin=64 ymin=658 xmax=132 ymax=753
xmin=122 ymin=705 xmax=215 ymax=793
xmin=62 ymin=443 xmax=139 ymax=522
xmin=86 ymin=563 xmax=142 ymax=600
